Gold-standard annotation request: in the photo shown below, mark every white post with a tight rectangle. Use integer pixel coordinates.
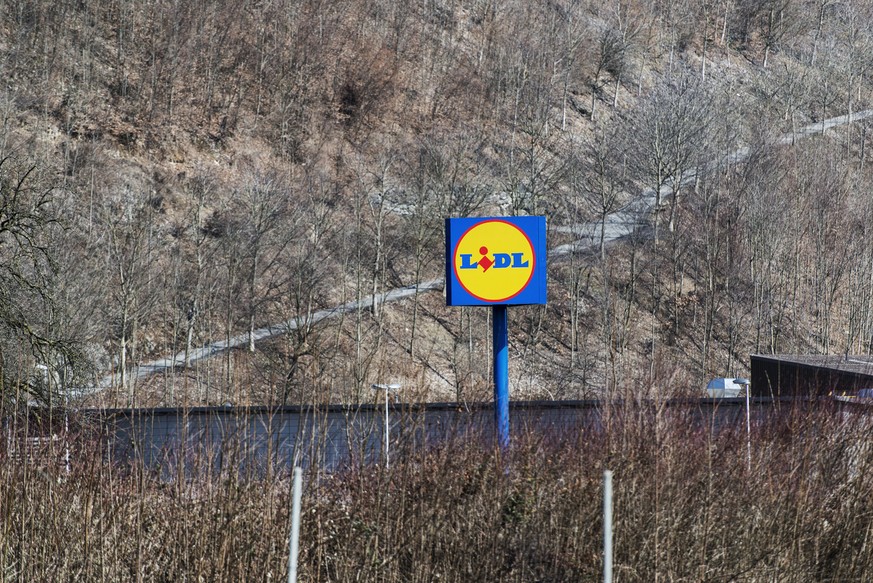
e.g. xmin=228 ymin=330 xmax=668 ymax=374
xmin=372 ymin=384 xmax=400 ymax=469
xmin=745 ymin=388 xmax=751 ymax=471
xmin=604 ymin=469 xmax=613 ymax=583
xmin=288 ymin=466 xmax=303 ymax=583
xmin=385 ymin=386 xmax=390 ymax=470
xmin=64 ymin=409 xmax=70 ymax=475
xmin=735 ymin=378 xmax=751 ymax=471
xmin=62 ymin=364 xmax=70 ymax=475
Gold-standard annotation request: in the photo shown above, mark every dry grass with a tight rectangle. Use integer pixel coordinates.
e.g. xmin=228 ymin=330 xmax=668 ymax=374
xmin=3 ymin=403 xmax=873 ymax=581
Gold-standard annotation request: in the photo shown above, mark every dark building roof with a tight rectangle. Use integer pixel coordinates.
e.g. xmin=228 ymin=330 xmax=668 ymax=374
xmin=751 ymin=354 xmax=873 ymax=397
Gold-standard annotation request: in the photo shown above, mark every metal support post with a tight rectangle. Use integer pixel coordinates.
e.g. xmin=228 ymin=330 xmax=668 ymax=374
xmin=288 ymin=466 xmax=303 ymax=583
xmin=493 ymin=305 xmax=509 ymax=449
xmin=604 ymin=469 xmax=613 ymax=583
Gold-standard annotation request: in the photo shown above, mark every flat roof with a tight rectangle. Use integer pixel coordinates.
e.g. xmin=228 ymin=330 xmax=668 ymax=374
xmin=752 ymin=354 xmax=873 ymax=378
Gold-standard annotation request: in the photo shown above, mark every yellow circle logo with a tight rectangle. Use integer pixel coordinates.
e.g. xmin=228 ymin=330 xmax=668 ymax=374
xmin=452 ymin=219 xmax=536 ymax=302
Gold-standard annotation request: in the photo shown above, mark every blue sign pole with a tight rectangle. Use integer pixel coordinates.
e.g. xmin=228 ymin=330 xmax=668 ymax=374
xmin=493 ymin=305 xmax=510 ymax=449
xmin=445 ymin=216 xmax=547 ymax=451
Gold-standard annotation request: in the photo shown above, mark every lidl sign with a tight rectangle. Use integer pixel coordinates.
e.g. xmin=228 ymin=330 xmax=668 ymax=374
xmin=445 ymin=216 xmax=547 ymax=306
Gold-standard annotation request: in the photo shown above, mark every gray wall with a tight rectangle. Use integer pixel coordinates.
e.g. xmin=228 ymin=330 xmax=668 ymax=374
xmin=102 ymin=398 xmax=786 ymax=477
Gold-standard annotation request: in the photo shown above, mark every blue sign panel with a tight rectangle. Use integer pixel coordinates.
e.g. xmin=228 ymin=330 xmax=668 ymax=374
xmin=445 ymin=216 xmax=547 ymax=306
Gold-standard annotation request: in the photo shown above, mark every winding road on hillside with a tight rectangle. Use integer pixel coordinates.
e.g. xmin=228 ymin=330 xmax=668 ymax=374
xmin=94 ymin=108 xmax=873 ymax=394
xmin=553 ymin=110 xmax=873 ymax=253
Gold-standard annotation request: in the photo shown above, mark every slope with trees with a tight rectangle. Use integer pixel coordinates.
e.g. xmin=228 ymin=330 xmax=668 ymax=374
xmin=2 ymin=0 xmax=873 ymax=406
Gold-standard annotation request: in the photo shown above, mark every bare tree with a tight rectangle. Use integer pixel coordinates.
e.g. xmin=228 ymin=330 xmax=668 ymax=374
xmin=579 ymin=122 xmax=628 ymax=261
xmin=229 ymin=170 xmax=292 ymax=355
xmin=625 ymin=72 xmax=713 ymax=242
xmin=0 ymin=153 xmax=67 ymax=404
xmin=101 ymin=189 xmax=161 ymax=405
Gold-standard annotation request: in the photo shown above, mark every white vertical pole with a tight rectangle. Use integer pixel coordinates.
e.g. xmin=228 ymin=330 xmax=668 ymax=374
xmin=64 ymin=409 xmax=70 ymax=475
xmin=372 ymin=384 xmax=400 ymax=469
xmin=604 ymin=469 xmax=613 ymax=583
xmin=746 ymin=387 xmax=751 ymax=471
xmin=63 ymin=367 xmax=70 ymax=475
xmin=385 ymin=387 xmax=390 ymax=470
xmin=288 ymin=466 xmax=303 ymax=583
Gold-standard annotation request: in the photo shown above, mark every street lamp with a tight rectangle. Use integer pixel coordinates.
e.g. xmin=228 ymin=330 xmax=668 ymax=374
xmin=38 ymin=363 xmax=70 ymax=474
xmin=371 ymin=383 xmax=400 ymax=469
xmin=735 ymin=377 xmax=751 ymax=471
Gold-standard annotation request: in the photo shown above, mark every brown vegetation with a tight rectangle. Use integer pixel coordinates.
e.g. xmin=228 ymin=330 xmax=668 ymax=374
xmin=2 ymin=0 xmax=873 ymax=405
xmin=3 ymin=404 xmax=873 ymax=581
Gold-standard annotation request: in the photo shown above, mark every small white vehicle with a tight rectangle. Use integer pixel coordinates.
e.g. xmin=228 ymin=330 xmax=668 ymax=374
xmin=706 ymin=377 xmax=747 ymax=398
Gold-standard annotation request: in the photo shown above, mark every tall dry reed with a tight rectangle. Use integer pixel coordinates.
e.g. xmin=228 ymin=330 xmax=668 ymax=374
xmin=2 ymin=402 xmax=873 ymax=582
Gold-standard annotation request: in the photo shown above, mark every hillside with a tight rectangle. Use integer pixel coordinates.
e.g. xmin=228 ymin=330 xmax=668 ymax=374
xmin=2 ymin=0 xmax=873 ymax=407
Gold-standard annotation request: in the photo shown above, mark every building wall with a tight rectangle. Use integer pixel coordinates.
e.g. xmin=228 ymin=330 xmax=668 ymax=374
xmin=5 ymin=400 xmax=801 ymax=476
xmin=103 ymin=399 xmax=778 ymax=476
xmin=751 ymin=356 xmax=873 ymax=397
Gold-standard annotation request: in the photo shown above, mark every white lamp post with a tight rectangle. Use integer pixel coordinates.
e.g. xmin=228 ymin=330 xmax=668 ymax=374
xmin=371 ymin=383 xmax=400 ymax=469
xmin=735 ymin=377 xmax=751 ymax=470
